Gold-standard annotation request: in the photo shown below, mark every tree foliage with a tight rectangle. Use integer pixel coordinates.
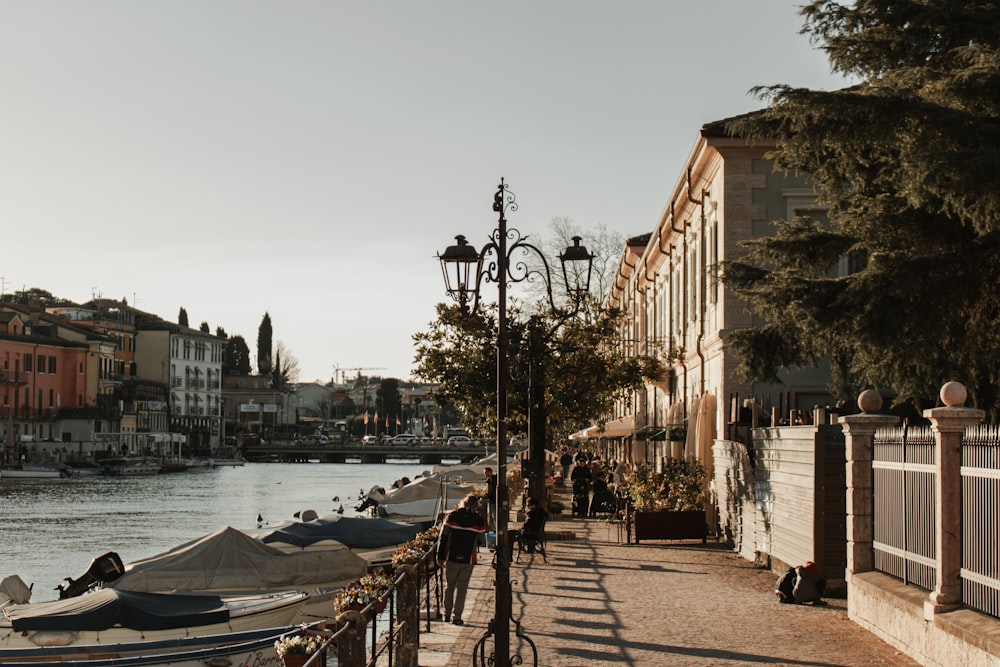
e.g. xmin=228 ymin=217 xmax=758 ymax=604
xmin=376 ymin=379 xmax=403 ymax=427
xmin=177 ymin=307 xmax=189 ymax=327
xmin=521 ymin=217 xmax=625 ymax=307
xmin=275 ymin=341 xmax=301 ymax=386
xmin=412 ymin=302 xmax=662 ymax=439
xmin=224 ymin=335 xmax=253 ymax=376
xmin=1 ymin=287 xmax=60 ymax=306
xmin=257 ymin=312 xmax=273 ymax=376
xmin=723 ymin=0 xmax=1000 ymax=418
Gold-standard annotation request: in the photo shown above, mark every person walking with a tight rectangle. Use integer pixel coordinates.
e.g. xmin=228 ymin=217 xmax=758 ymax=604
xmin=436 ymin=493 xmax=487 ymax=625
xmin=559 ymin=448 xmax=574 ymax=480
xmin=483 ymin=466 xmax=498 ymax=530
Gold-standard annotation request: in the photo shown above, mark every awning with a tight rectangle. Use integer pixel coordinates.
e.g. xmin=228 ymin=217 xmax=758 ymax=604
xmin=633 ymin=425 xmax=667 ymax=441
xmin=588 ymin=415 xmax=634 ymax=439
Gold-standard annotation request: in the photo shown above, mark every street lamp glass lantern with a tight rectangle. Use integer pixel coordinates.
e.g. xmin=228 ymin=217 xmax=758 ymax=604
xmin=559 ymin=235 xmax=594 ymax=305
xmin=438 ymin=234 xmax=481 ymax=311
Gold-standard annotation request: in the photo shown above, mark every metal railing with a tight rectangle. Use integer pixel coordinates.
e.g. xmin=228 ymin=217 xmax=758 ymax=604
xmin=961 ymin=424 xmax=1000 ymax=618
xmin=873 ymin=422 xmax=1000 ymax=619
xmin=296 ymin=548 xmax=442 ymax=667
xmin=872 ymin=424 xmax=937 ymax=591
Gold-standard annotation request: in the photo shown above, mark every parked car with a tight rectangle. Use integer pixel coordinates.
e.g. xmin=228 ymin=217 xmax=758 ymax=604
xmin=297 ymin=434 xmax=329 ymax=445
xmin=391 ymin=433 xmax=418 ymax=446
xmin=361 ymin=435 xmax=379 ymax=444
xmin=447 ymin=436 xmax=476 ymax=447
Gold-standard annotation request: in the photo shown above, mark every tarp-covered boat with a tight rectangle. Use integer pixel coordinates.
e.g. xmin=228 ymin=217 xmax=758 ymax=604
xmin=371 ymin=476 xmax=475 ymax=523
xmin=0 ymin=623 xmax=314 ymax=666
xmin=249 ymin=515 xmax=420 ymax=550
xmin=0 ymin=589 xmax=306 ymax=649
xmin=109 ymin=526 xmax=366 ymax=593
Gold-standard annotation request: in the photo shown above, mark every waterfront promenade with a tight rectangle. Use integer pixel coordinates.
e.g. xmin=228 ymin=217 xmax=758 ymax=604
xmin=416 ymin=492 xmax=919 ymax=667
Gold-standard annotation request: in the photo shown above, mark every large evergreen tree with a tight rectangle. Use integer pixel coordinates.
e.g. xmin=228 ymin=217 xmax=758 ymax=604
xmin=257 ymin=312 xmax=273 ymax=376
xmin=723 ymin=0 xmax=1000 ymax=417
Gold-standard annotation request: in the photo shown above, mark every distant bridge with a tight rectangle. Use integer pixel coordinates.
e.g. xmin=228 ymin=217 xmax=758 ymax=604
xmin=241 ymin=442 xmax=492 ymax=465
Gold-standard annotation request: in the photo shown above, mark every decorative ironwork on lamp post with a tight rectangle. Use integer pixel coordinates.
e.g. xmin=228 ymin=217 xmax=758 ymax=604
xmin=437 ymin=178 xmax=592 ymax=667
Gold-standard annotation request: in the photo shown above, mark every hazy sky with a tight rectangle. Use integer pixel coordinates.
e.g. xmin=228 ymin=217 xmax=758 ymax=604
xmin=1 ymin=2 xmax=850 ymax=383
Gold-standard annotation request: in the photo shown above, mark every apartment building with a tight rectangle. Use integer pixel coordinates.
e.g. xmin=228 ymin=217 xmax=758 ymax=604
xmin=133 ymin=312 xmax=223 ymax=455
xmin=607 ymin=114 xmax=833 ymax=469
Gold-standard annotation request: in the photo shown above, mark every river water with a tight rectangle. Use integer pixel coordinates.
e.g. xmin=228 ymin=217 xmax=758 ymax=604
xmin=0 ymin=461 xmax=441 ymax=602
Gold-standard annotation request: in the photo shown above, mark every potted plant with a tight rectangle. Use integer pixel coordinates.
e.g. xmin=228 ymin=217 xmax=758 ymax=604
xmin=274 ymin=631 xmax=324 ymax=667
xmin=331 ymin=582 xmax=378 ymax=616
xmin=391 ymin=544 xmax=428 ymax=568
xmin=625 ymin=460 xmax=708 ymax=543
xmin=358 ymin=570 xmax=394 ymax=613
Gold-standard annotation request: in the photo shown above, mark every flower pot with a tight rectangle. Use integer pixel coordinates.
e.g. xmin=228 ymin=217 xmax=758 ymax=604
xmin=281 ymin=653 xmax=321 ymax=667
xmin=632 ymin=509 xmax=706 ymax=543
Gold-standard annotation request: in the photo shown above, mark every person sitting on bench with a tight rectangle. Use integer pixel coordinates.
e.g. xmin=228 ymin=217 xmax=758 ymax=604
xmin=511 ymin=496 xmax=547 ymax=558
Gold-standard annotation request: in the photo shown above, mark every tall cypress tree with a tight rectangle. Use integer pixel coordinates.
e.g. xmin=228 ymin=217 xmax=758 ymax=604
xmin=257 ymin=312 xmax=273 ymax=376
xmin=724 ymin=0 xmax=1000 ymax=417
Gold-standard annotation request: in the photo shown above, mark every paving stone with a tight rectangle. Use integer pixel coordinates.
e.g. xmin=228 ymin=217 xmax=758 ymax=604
xmin=416 ymin=492 xmax=919 ymax=667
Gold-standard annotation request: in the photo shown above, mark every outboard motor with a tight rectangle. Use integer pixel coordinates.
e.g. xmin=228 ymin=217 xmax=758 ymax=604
xmin=56 ymin=552 xmax=125 ymax=599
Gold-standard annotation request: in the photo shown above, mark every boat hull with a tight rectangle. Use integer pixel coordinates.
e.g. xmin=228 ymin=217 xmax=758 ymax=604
xmin=0 ymin=624 xmax=303 ymax=666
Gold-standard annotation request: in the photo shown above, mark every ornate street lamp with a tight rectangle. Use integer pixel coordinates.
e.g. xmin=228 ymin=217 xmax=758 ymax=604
xmin=437 ymin=179 xmax=592 ymax=667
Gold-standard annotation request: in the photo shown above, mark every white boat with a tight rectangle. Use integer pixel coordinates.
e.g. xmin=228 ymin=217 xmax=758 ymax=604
xmin=0 ymin=588 xmax=308 ymax=650
xmin=0 ymin=464 xmax=70 ymax=479
xmin=210 ymin=445 xmax=246 ymax=467
xmin=99 ymin=456 xmax=162 ymax=476
xmin=0 ymin=623 xmax=311 ymax=666
xmin=108 ymin=526 xmax=367 ymax=622
xmin=370 ymin=475 xmax=475 ymax=524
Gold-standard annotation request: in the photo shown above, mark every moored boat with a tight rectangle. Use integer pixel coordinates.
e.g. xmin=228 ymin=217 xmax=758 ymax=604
xmin=107 ymin=526 xmax=367 ymax=621
xmin=0 ymin=588 xmax=308 ymax=650
xmin=0 ymin=463 xmax=71 ymax=479
xmin=99 ymin=456 xmax=162 ymax=476
xmin=0 ymin=623 xmax=309 ymax=666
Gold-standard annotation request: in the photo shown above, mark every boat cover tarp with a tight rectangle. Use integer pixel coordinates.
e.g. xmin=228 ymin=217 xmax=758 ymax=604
xmin=7 ymin=589 xmax=229 ymax=632
xmin=378 ymin=477 xmax=473 ymax=519
xmin=110 ymin=527 xmax=366 ymax=593
xmin=380 ymin=476 xmax=474 ymax=505
xmin=251 ymin=516 xmax=420 ymax=549
xmin=425 ymin=466 xmax=487 ymax=484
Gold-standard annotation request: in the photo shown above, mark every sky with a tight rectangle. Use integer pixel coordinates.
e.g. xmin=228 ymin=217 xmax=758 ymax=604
xmin=1 ymin=2 xmax=852 ymax=384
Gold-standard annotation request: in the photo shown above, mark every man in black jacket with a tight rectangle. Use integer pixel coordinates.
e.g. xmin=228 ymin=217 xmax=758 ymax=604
xmin=436 ymin=493 xmax=487 ymax=625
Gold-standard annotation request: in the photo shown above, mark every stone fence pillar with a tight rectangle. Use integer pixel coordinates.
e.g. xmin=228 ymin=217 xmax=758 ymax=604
xmin=840 ymin=389 xmax=897 ymax=577
xmin=335 ymin=610 xmax=367 ymax=667
xmin=395 ymin=563 xmax=419 ymax=667
xmin=923 ymin=381 xmax=984 ymax=619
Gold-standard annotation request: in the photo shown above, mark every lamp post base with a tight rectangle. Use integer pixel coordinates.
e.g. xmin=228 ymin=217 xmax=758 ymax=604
xmin=472 ymin=614 xmax=538 ymax=667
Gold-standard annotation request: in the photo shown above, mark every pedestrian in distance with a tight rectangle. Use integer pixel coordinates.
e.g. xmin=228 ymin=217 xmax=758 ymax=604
xmin=570 ymin=456 xmax=593 ymax=518
xmin=437 ymin=493 xmax=487 ymax=625
xmin=559 ymin=448 xmax=574 ymax=480
xmin=483 ymin=466 xmax=498 ymax=531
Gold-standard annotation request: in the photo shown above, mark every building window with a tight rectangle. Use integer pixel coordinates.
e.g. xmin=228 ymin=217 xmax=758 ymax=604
xmin=49 ymin=356 xmax=57 ymax=374
xmin=24 ymin=354 xmax=33 ymax=373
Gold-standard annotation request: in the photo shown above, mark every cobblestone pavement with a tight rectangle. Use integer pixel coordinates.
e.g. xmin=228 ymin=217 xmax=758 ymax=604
xmin=417 ymin=491 xmax=919 ymax=667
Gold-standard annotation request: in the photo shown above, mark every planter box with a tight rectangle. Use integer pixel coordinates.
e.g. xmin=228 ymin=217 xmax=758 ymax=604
xmin=632 ymin=509 xmax=706 ymax=543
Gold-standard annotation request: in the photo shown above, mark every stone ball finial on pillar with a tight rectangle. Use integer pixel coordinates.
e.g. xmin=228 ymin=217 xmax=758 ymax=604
xmin=940 ymin=381 xmax=967 ymax=407
xmin=858 ymin=389 xmax=883 ymax=414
